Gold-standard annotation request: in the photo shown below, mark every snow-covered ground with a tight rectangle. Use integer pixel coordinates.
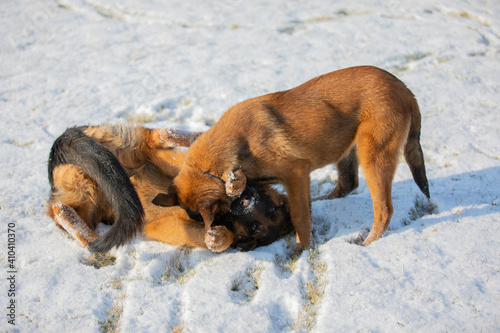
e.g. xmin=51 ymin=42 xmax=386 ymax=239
xmin=1 ymin=0 xmax=499 ymax=331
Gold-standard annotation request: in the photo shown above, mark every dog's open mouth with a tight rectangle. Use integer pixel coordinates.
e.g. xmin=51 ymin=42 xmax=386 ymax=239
xmin=232 ymin=236 xmax=258 ymax=252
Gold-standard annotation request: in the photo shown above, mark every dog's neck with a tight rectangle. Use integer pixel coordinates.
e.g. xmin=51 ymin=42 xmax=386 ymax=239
xmin=185 ymin=127 xmax=241 ymax=178
xmin=184 ymin=94 xmax=291 ymax=180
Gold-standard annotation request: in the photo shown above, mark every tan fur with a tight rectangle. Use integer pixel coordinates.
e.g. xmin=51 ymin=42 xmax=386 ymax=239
xmin=47 ymin=125 xmax=291 ymax=252
xmin=46 ymin=125 xmax=219 ymax=249
xmin=169 ymin=66 xmax=429 ymax=248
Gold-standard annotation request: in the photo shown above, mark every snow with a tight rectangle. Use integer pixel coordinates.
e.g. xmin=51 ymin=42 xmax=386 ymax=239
xmin=1 ymin=0 xmax=499 ymax=332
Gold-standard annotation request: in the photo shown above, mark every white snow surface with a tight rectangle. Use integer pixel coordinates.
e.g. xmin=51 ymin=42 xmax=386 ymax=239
xmin=1 ymin=0 xmax=500 ymax=332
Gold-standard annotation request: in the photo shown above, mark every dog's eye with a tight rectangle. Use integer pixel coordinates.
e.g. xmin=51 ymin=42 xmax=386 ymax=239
xmin=265 ymin=207 xmax=277 ymax=221
xmin=245 ymin=222 xmax=260 ymax=236
xmin=246 ymin=222 xmax=265 ymax=237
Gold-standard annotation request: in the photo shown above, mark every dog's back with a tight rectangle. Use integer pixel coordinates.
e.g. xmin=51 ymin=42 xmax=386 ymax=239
xmin=189 ymin=66 xmax=417 ymax=177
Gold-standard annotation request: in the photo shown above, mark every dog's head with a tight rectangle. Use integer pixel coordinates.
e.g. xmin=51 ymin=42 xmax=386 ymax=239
xmin=224 ymin=185 xmax=292 ymax=251
xmin=153 ymin=164 xmax=247 ymax=230
xmin=173 ymin=184 xmax=292 ymax=252
xmin=153 ymin=170 xmax=292 ymax=251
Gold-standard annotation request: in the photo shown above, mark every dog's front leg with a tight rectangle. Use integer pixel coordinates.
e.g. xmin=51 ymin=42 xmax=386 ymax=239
xmin=199 ymin=206 xmax=235 ymax=252
xmin=284 ymin=163 xmax=312 ymax=250
xmin=143 ymin=206 xmax=234 ymax=252
xmin=204 ymin=226 xmax=234 ymax=252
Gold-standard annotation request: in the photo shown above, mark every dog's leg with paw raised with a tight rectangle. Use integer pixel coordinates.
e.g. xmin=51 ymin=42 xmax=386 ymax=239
xmin=147 ymin=128 xmax=202 ymax=149
xmin=52 ymin=202 xmax=99 ymax=248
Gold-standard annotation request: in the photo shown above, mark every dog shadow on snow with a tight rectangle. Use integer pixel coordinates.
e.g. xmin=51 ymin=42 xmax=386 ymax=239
xmin=309 ymin=165 xmax=500 ymax=246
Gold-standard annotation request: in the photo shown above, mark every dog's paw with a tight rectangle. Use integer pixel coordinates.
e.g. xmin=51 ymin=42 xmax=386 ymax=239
xmin=149 ymin=128 xmax=201 ymax=148
xmin=361 ymin=231 xmax=380 ymax=246
xmin=223 ymin=169 xmax=246 ymax=198
xmin=204 ymin=226 xmax=234 ymax=253
xmin=52 ymin=202 xmax=99 ymax=247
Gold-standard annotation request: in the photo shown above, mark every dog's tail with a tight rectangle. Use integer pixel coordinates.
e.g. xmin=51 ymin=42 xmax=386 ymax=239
xmin=404 ymin=97 xmax=430 ymax=199
xmin=48 ymin=126 xmax=144 ymax=253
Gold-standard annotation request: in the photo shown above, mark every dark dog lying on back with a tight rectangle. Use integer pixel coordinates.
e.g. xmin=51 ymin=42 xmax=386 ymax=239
xmin=46 ymin=124 xmax=292 ymax=253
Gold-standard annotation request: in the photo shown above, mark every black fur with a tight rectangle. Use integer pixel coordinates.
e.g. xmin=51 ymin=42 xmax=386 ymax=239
xmin=404 ymin=132 xmax=430 ymax=199
xmin=48 ymin=127 xmax=144 ymax=253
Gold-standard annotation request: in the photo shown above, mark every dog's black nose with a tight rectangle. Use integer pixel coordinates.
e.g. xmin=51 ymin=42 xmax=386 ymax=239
xmin=230 ymin=187 xmax=258 ymax=215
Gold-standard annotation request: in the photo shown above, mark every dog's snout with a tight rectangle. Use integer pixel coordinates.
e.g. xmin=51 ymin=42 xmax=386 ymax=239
xmin=233 ymin=236 xmax=257 ymax=252
xmin=230 ymin=187 xmax=258 ymax=215
xmin=239 ymin=197 xmax=252 ymax=208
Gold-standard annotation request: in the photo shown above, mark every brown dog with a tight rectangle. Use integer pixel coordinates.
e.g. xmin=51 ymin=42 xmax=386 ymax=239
xmin=156 ymin=66 xmax=430 ymax=249
xmin=46 ymin=124 xmax=292 ymax=253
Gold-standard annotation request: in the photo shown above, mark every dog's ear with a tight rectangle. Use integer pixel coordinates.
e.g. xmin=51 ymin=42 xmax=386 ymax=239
xmin=222 ymin=168 xmax=247 ymax=198
xmin=152 ymin=185 xmax=178 ymax=207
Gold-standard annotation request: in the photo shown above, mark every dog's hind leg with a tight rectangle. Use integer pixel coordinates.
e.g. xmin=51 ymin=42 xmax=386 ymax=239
xmin=47 ymin=164 xmax=104 ymax=231
xmin=315 ymin=147 xmax=359 ymax=201
xmin=356 ymin=121 xmax=407 ymax=246
xmin=52 ymin=202 xmax=100 ymax=248
xmin=358 ymin=150 xmax=396 ymax=245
